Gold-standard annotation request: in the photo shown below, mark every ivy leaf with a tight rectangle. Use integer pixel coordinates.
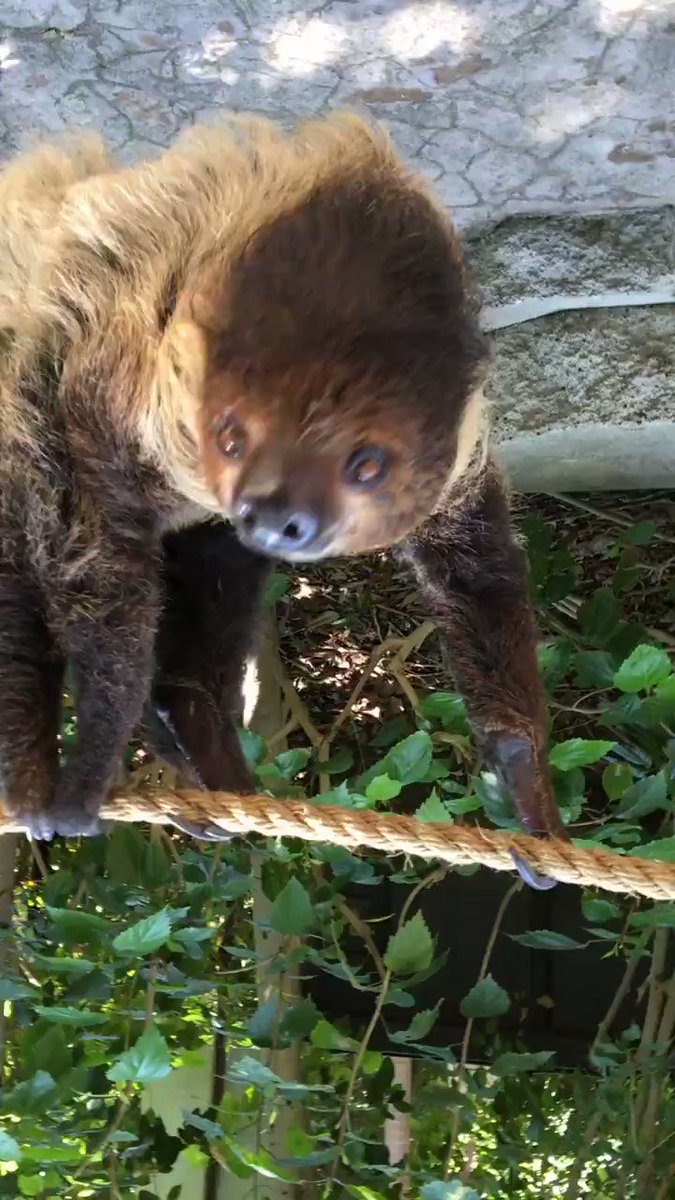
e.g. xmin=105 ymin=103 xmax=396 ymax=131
xmin=33 ymin=1006 xmax=107 ymax=1026
xmin=310 ymin=1020 xmax=359 ymax=1052
xmin=0 ymin=1131 xmax=21 ymax=1162
xmin=268 ymin=877 xmax=314 ymax=935
xmin=418 ymin=693 xmax=469 ymax=733
xmin=0 ymin=979 xmax=38 ymax=1002
xmin=113 ymin=909 xmax=173 ymax=957
xmin=390 ymin=1002 xmax=442 ymax=1044
xmin=614 ymin=645 xmax=672 ymax=693
xmin=620 ymin=519 xmax=657 ymax=546
xmin=579 ymin=589 xmax=620 ymax=645
xmin=45 ymin=907 xmax=113 ymax=947
xmin=365 ymin=774 xmax=403 ymax=804
xmin=582 ymin=896 xmax=621 ymax=924
xmin=493 ymin=1050 xmax=555 ymax=1076
xmin=1 ymin=1071 xmax=56 ymax=1116
xmin=279 ymin=1000 xmax=320 ymax=1042
xmin=602 ymin=763 xmax=633 ymax=801
xmin=422 ymin=1184 xmax=480 ymax=1200
xmin=275 ymin=748 xmax=311 ymax=779
xmin=573 ymin=651 xmax=617 ymax=689
xmin=630 ymin=903 xmax=675 ymax=929
xmin=384 ymin=732 xmax=433 ymax=785
xmin=628 ymin=837 xmax=675 ymax=862
xmin=323 ymin=748 xmax=354 ymax=775
xmin=105 ymin=824 xmax=148 ymax=886
xmin=239 ymin=728 xmax=266 ymax=767
xmin=227 ymin=1057 xmax=281 ymax=1089
xmin=549 ymin=739 xmax=615 ymax=771
xmin=415 ymin=791 xmax=453 ymax=822
xmin=107 ymin=1026 xmax=172 ymax=1083
xmin=508 ymin=930 xmax=588 ymax=951
xmin=246 ymin=998 xmax=280 ymax=1044
xmin=384 ymin=912 xmax=433 ymax=976
xmin=616 ymin=772 xmax=669 ymax=820
xmin=460 ymin=974 xmax=510 ymax=1018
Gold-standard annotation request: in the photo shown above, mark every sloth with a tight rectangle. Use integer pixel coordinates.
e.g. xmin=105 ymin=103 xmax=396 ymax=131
xmin=0 ymin=111 xmax=565 ymax=841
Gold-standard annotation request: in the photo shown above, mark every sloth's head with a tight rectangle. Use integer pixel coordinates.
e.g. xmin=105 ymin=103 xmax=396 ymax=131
xmin=158 ymin=115 xmax=489 ymax=562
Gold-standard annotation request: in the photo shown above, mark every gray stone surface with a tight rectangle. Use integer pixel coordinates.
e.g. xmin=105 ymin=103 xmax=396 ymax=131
xmin=471 ymin=210 xmax=675 ymax=489
xmin=1 ymin=0 xmax=675 ymax=230
xmin=0 ymin=0 xmax=674 ymax=489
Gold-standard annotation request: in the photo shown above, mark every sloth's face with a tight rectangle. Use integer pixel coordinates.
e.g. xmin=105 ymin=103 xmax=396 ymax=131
xmin=196 ymin=362 xmax=470 ymax=563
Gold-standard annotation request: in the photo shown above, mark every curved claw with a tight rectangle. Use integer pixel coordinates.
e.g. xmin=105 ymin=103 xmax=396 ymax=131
xmin=510 ymin=849 xmax=557 ymax=891
xmin=168 ymin=813 xmax=234 ymax=842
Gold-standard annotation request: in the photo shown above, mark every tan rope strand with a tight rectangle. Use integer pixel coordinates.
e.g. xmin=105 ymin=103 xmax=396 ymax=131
xmin=1 ymin=788 xmax=674 ymax=900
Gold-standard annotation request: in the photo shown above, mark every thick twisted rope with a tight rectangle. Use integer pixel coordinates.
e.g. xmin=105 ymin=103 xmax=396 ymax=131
xmin=1 ymin=787 xmax=674 ymax=900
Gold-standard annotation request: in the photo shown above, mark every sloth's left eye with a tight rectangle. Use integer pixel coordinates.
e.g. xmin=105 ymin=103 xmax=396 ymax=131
xmin=344 ymin=445 xmax=390 ymax=489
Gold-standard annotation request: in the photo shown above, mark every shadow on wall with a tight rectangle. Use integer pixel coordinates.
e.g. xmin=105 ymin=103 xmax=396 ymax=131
xmin=0 ymin=0 xmax=674 ymax=224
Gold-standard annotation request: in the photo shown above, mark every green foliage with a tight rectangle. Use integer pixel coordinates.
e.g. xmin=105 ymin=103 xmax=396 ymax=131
xmin=384 ymin=912 xmax=434 ymax=976
xmin=459 ymin=975 xmax=510 ymax=1018
xmin=2 ymin=498 xmax=675 ymax=1198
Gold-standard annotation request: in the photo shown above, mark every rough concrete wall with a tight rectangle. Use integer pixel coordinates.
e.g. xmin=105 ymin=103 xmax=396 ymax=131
xmin=467 ymin=209 xmax=675 ymax=490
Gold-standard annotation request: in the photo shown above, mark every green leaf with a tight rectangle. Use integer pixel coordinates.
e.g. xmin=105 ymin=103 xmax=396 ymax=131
xmin=582 ymin=896 xmax=621 ymax=924
xmin=630 ymin=903 xmax=675 ymax=929
xmin=0 ymin=979 xmax=37 ymax=1002
xmin=227 ymin=1057 xmax=281 ymax=1088
xmin=323 ymin=748 xmax=354 ymax=774
xmin=275 ymin=748 xmax=311 ymax=779
xmin=573 ymin=650 xmax=617 ymax=689
xmin=628 ymin=837 xmax=675 ymax=862
xmin=603 ymin=763 xmax=633 ymax=801
xmin=460 ymin=974 xmax=510 ymax=1018
xmin=18 ymin=1174 xmax=48 ymax=1197
xmin=384 ymin=911 xmax=433 ymax=976
xmin=44 ymin=906 xmax=113 ymax=946
xmin=246 ymin=998 xmax=280 ymax=1044
xmin=620 ymin=519 xmax=657 ymax=546
xmin=493 ymin=1050 xmax=555 ymax=1076
xmin=239 ymin=728 xmax=266 ymax=767
xmin=105 ymin=824 xmax=148 ymax=885
xmin=1 ymin=1071 xmax=56 ymax=1117
xmin=279 ymin=999 xmax=320 ymax=1042
xmin=0 ymin=1131 xmax=21 ymax=1162
xmin=549 ymin=739 xmax=615 ymax=771
xmin=223 ymin=1140 xmax=295 ymax=1183
xmin=310 ymin=1019 xmax=359 ymax=1052
xmin=387 ymin=731 xmax=433 ymax=784
xmin=419 ymin=693 xmax=469 ymax=732
xmin=415 ymin=791 xmax=453 ymax=822
xmin=365 ymin=773 xmax=403 ymax=804
xmin=107 ymin=1026 xmax=172 ymax=1083
xmin=33 ymin=1006 xmax=107 ymax=1026
xmin=264 ymin=571 xmax=291 ymax=606
xmin=579 ymin=589 xmax=620 ymax=645
xmin=24 ymin=1025 xmax=71 ymax=1080
xmin=422 ymin=1184 xmax=480 ymax=1200
xmin=616 ymin=772 xmax=669 ymax=820
xmin=614 ymin=645 xmax=672 ymax=693
xmin=509 ymin=930 xmax=588 ymax=951
xmin=390 ymin=1002 xmax=441 ymax=1044
xmin=113 ymin=909 xmax=173 ymax=956
xmin=268 ymin=877 xmax=314 ymax=935
xmin=30 ymin=954 xmax=95 ymax=976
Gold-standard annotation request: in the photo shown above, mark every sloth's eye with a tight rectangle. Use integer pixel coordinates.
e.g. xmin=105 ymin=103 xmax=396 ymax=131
xmin=344 ymin=445 xmax=390 ymax=489
xmin=216 ymin=418 xmax=247 ymax=460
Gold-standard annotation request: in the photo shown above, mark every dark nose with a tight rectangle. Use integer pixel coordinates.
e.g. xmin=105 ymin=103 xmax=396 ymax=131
xmin=234 ymin=496 xmax=320 ymax=556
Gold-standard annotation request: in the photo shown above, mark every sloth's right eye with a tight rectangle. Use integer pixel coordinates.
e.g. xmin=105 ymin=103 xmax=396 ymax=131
xmin=216 ymin=418 xmax=247 ymax=460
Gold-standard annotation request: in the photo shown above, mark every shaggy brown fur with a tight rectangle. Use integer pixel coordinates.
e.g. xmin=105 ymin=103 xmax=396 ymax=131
xmin=0 ymin=111 xmax=564 ymax=840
